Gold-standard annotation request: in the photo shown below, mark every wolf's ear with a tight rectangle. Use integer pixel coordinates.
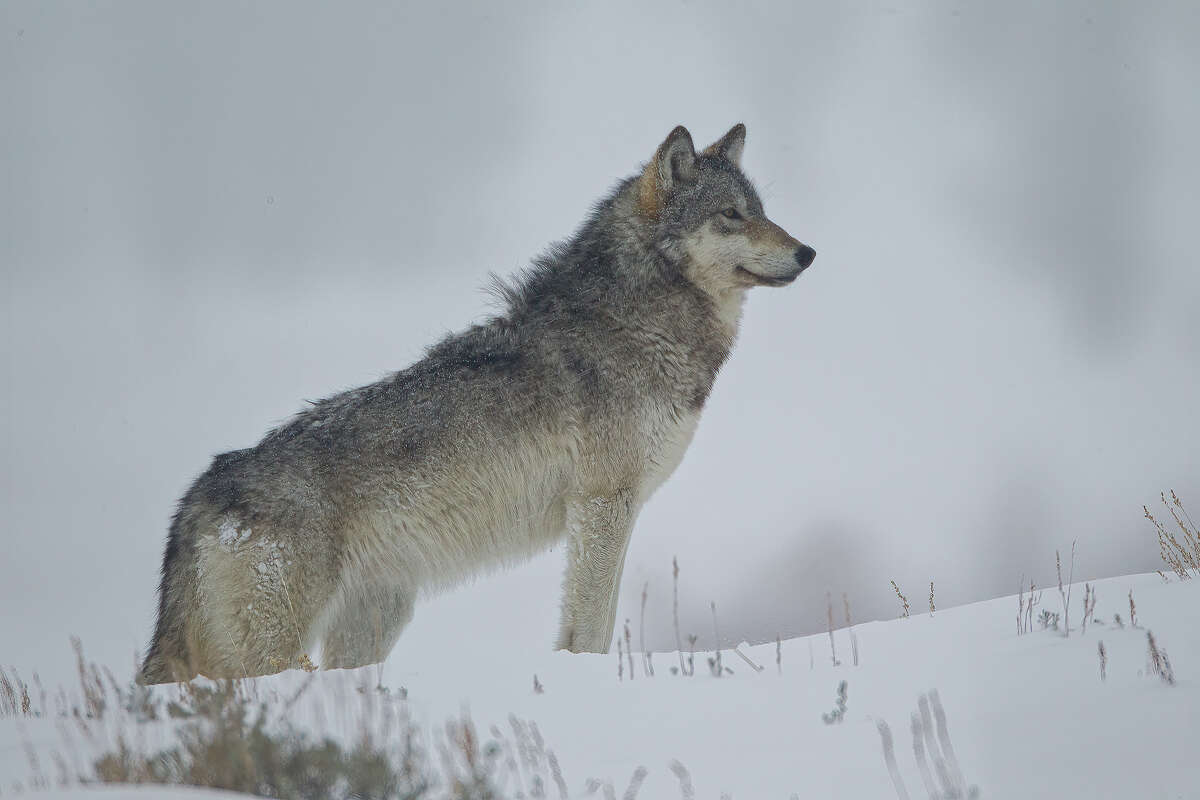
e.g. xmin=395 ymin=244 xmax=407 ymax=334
xmin=638 ymin=125 xmax=697 ymax=218
xmin=703 ymin=123 xmax=746 ymax=166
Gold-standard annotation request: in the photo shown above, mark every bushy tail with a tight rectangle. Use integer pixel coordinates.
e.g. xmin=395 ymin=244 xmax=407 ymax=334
xmin=137 ymin=512 xmax=200 ymax=685
xmin=137 ymin=641 xmax=175 ymax=685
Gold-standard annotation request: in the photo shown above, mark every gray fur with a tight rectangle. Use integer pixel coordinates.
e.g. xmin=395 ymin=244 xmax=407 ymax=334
xmin=139 ymin=124 xmax=815 ymax=684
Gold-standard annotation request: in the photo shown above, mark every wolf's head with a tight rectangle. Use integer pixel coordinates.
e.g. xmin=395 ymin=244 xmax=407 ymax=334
xmin=637 ymin=124 xmax=815 ymax=297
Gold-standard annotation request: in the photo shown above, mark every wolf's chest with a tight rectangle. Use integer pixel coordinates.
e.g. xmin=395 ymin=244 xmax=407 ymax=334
xmin=638 ymin=408 xmax=702 ymax=503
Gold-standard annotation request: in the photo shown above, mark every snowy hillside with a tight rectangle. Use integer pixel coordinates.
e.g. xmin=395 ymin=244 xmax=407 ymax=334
xmin=4 ymin=571 xmax=1195 ymax=798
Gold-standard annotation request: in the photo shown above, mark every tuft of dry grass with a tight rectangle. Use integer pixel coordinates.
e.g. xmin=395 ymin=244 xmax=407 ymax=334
xmin=91 ymin=677 xmax=441 ymax=799
xmin=707 ymin=602 xmax=728 ymax=677
xmin=890 ymin=581 xmax=910 ymax=619
xmin=825 ymin=592 xmax=840 ymax=667
xmin=672 ymin=557 xmax=685 ymax=676
xmin=1080 ymin=583 xmax=1096 ymax=634
xmin=1055 ymin=542 xmax=1077 ymax=638
xmin=1145 ymin=490 xmax=1199 ymax=579
xmin=843 ymin=594 xmax=860 ymax=667
xmin=15 ymin=639 xmax=640 ymax=799
xmin=1146 ymin=630 xmax=1176 ymax=686
xmin=0 ymin=665 xmax=34 ymax=719
xmin=1017 ymin=575 xmax=1045 ymax=635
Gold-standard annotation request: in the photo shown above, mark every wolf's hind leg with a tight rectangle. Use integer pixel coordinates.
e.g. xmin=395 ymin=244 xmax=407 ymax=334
xmin=192 ymin=535 xmax=338 ymax=679
xmin=319 ymin=583 xmax=415 ymax=671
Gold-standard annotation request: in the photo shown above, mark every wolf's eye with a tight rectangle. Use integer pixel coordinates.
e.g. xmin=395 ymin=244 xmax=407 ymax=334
xmin=721 ymin=208 xmax=743 ymax=220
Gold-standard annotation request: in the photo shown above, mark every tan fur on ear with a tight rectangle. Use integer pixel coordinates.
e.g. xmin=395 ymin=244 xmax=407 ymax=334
xmin=637 ymin=126 xmax=695 ymax=219
xmin=637 ymin=159 xmax=662 ymax=219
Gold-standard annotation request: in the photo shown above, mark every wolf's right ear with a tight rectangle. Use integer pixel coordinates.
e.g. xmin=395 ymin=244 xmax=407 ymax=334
xmin=638 ymin=125 xmax=697 ymax=219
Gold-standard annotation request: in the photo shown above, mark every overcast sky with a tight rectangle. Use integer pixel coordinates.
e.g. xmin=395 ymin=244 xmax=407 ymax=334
xmin=3 ymin=1 xmax=1198 ymax=684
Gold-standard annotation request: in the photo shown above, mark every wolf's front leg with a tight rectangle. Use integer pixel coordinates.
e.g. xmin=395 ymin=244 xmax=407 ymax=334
xmin=556 ymin=488 xmax=639 ymax=653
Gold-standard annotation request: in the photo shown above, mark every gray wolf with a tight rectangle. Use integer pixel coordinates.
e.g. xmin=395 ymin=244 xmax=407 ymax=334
xmin=138 ymin=123 xmax=815 ymax=683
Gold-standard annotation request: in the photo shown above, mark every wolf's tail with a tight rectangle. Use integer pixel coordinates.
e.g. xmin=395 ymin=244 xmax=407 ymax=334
xmin=137 ymin=511 xmax=199 ymax=685
xmin=137 ymin=641 xmax=175 ymax=685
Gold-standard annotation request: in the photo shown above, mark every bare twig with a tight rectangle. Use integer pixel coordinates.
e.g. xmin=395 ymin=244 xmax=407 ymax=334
xmin=732 ymin=645 xmax=764 ymax=673
xmin=844 ymin=594 xmax=860 ymax=667
xmin=826 ymin=592 xmax=840 ymax=666
xmin=640 ymin=582 xmax=653 ymax=677
xmin=1017 ymin=573 xmax=1025 ymax=634
xmin=673 ymin=558 xmax=686 ymax=675
xmin=1055 ymin=542 xmax=1076 ymax=637
xmin=624 ymin=619 xmax=635 ymax=680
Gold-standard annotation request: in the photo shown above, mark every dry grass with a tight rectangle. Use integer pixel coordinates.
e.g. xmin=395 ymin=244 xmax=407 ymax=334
xmin=672 ymin=557 xmax=685 ymax=676
xmin=1080 ymin=583 xmax=1097 ymax=634
xmin=623 ymin=618 xmax=635 ymax=680
xmin=639 ymin=582 xmax=654 ymax=678
xmin=1145 ymin=490 xmax=1199 ymax=579
xmin=890 ymin=581 xmax=910 ymax=619
xmin=5 ymin=640 xmax=627 ymax=799
xmin=707 ymin=602 xmax=728 ymax=677
xmin=1055 ymin=542 xmax=1077 ymax=637
xmin=1146 ymin=630 xmax=1176 ymax=686
xmin=876 ymin=690 xmax=980 ymax=800
xmin=1016 ymin=577 xmax=1041 ymax=635
xmin=0 ymin=666 xmax=33 ymax=719
xmin=825 ymin=592 xmax=840 ymax=667
xmin=843 ymin=594 xmax=859 ymax=667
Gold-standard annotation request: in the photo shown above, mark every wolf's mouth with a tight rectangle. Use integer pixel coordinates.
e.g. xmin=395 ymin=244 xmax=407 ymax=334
xmin=736 ymin=265 xmax=803 ymax=287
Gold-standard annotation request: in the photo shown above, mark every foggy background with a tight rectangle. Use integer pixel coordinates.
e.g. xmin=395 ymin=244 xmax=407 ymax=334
xmin=3 ymin=1 xmax=1198 ymax=684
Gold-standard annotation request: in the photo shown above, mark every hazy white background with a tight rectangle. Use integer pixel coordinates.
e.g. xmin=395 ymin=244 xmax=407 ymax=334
xmin=3 ymin=1 xmax=1198 ymax=683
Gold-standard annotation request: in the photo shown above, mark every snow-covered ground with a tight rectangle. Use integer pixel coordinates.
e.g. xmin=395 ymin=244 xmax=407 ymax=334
xmin=4 ymin=571 xmax=1195 ymax=798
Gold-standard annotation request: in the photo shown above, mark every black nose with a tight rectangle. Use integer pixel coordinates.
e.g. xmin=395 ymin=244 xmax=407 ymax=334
xmin=794 ymin=245 xmax=816 ymax=269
